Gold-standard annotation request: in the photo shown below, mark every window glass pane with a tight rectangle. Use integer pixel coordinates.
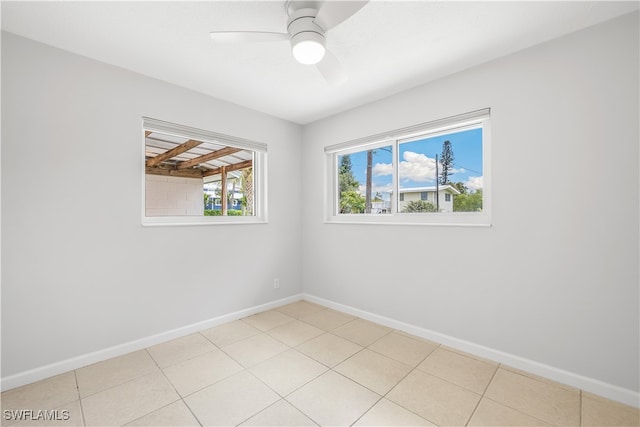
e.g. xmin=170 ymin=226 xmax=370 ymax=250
xmin=398 ymin=127 xmax=483 ymax=213
xmin=145 ymin=130 xmax=255 ymax=217
xmin=337 ymin=145 xmax=393 ymax=214
xmin=203 ymin=161 xmax=254 ymax=216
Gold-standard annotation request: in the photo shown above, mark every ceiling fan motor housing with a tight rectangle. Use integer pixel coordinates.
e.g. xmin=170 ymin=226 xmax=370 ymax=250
xmin=287 ymin=8 xmax=326 ymax=64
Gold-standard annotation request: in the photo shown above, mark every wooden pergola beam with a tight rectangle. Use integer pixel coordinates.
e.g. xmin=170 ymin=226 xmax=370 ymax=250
xmin=177 ymin=146 xmax=243 ymax=170
xmin=201 ymin=160 xmax=253 ymax=178
xmin=145 ymin=165 xmax=204 ymax=179
xmin=145 ymin=139 xmax=203 ymax=167
xmin=146 ymin=157 xmax=251 ymax=180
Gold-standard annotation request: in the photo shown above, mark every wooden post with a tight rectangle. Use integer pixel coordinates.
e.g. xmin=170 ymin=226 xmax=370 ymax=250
xmin=221 ymin=166 xmax=227 ymax=216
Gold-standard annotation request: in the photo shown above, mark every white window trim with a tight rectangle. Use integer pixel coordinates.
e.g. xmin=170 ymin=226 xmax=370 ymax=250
xmin=324 ymin=109 xmax=491 ymax=227
xmin=142 ymin=117 xmax=268 ymax=226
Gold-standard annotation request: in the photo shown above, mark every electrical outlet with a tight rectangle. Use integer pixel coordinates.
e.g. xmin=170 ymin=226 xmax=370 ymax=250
xmin=274 ymin=278 xmax=280 ymax=289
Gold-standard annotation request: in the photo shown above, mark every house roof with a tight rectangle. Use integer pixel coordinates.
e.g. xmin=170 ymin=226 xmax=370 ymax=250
xmin=398 ymin=185 xmax=461 ymax=195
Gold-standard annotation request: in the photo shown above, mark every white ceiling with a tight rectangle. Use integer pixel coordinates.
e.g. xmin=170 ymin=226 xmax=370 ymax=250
xmin=2 ymin=1 xmax=638 ymax=124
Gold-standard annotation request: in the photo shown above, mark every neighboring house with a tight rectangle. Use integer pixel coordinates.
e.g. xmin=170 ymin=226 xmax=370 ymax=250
xmin=371 ymin=200 xmax=391 ymax=214
xmin=207 ymin=196 xmax=243 ymax=211
xmin=398 ymin=185 xmax=460 ymax=212
xmin=204 ymin=184 xmax=244 ymax=211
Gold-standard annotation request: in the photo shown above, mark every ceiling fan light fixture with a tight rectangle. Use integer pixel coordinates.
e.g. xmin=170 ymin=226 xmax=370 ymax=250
xmin=291 ymin=31 xmax=326 ymax=65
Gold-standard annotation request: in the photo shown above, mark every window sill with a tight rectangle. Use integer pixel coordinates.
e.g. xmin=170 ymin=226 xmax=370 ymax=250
xmin=325 ymin=213 xmax=491 ymax=227
xmin=142 ymin=216 xmax=267 ymax=227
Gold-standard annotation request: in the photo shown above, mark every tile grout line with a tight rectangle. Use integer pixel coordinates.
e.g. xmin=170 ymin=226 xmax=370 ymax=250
xmin=261 ymin=324 xmax=327 ymax=348
xmin=579 ymin=389 xmax=583 ymax=427
xmin=73 ymin=370 xmax=87 ymax=427
xmin=313 ymin=323 xmax=443 ymax=426
xmin=349 ymin=394 xmax=385 ymax=427
xmin=379 ymin=343 xmax=442 ymax=426
xmin=479 ymin=395 xmax=556 ymax=426
xmin=284 ymin=364 xmax=382 ymax=426
xmin=301 ymin=319 xmax=357 ymax=334
xmin=193 ymin=320 xmax=292 ymax=424
xmin=209 ymin=320 xmax=325 ymax=426
xmin=270 ymin=328 xmax=328 ymax=427
xmin=240 ymin=306 xmax=402 ymax=426
xmin=478 ymin=365 xmax=572 ymax=426
xmin=142 ymin=348 xmax=204 ymax=427
xmin=152 ymin=340 xmax=223 ymax=371
xmin=173 ymin=338 xmax=251 ymax=401
xmin=412 ymin=349 xmax=500 ymax=397
xmin=336 ymin=341 xmax=443 ymax=426
xmin=237 ymin=366 xmax=322 ymax=426
xmin=463 ymin=361 xmax=501 ymax=426
xmin=280 ymin=396 xmax=322 ymax=427
xmin=73 ymin=351 xmax=161 ymax=401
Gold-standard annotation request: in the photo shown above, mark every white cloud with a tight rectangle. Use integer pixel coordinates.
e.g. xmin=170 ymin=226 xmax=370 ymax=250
xmin=400 ymin=151 xmax=436 ymax=182
xmin=372 ymin=162 xmax=393 ymax=176
xmin=372 ymin=151 xmax=467 ymax=184
xmin=465 ymin=176 xmax=483 ymax=192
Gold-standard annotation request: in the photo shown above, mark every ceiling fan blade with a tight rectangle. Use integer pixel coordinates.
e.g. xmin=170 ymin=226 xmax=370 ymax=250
xmin=313 ymin=0 xmax=369 ymax=31
xmin=209 ymin=31 xmax=289 ymax=44
xmin=316 ymin=49 xmax=348 ymax=86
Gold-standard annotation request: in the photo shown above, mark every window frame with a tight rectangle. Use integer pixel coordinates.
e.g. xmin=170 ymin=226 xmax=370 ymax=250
xmin=324 ymin=109 xmax=491 ymax=227
xmin=142 ymin=117 xmax=268 ymax=226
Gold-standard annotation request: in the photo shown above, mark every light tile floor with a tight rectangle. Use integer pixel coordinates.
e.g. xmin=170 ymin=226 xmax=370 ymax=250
xmin=2 ymin=300 xmax=639 ymax=426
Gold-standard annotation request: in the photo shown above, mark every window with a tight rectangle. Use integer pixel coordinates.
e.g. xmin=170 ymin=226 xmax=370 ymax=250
xmin=325 ymin=109 xmax=490 ymax=226
xmin=143 ymin=117 xmax=267 ymax=225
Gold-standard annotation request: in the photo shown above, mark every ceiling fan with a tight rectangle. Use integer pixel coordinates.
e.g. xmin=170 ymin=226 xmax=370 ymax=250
xmin=209 ymin=0 xmax=369 ymax=85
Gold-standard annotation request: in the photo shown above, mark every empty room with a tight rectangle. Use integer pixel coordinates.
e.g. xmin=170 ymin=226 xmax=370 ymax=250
xmin=1 ymin=1 xmax=639 ymax=426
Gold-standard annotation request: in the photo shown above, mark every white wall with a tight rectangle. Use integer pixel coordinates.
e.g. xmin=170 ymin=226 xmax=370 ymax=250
xmin=302 ymin=11 xmax=639 ymax=396
xmin=145 ymin=175 xmax=203 ymax=216
xmin=1 ymin=32 xmax=303 ymax=378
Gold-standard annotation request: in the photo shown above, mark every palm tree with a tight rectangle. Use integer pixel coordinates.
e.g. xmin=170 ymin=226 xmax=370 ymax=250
xmin=240 ymin=167 xmax=253 ymax=215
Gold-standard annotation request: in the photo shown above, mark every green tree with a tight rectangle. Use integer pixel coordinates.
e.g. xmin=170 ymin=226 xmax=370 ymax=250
xmin=340 ymin=191 xmax=366 ymax=213
xmin=339 ymin=155 xmax=363 ymax=213
xmin=451 ymin=181 xmax=468 ymax=194
xmin=240 ymin=167 xmax=253 ymax=215
xmin=440 ymin=140 xmax=455 ymax=185
xmin=402 ymin=200 xmax=437 ymax=213
xmin=339 ymin=155 xmax=359 ymax=194
xmin=203 ymin=192 xmax=210 ymax=210
xmin=453 ymin=189 xmax=483 ymax=212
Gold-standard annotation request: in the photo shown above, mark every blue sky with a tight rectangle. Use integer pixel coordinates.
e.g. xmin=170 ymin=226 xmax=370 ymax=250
xmin=341 ymin=128 xmax=483 ymax=200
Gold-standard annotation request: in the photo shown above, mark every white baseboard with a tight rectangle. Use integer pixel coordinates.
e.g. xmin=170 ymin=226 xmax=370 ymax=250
xmin=302 ymin=293 xmax=640 ymax=409
xmin=0 ymin=293 xmax=303 ymax=392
